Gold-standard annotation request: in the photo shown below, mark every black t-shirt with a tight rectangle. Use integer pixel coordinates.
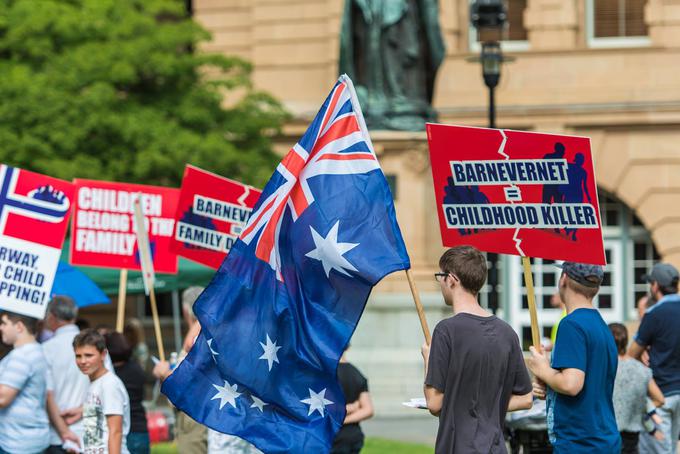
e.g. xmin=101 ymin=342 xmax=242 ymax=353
xmin=113 ymin=360 xmax=148 ymax=434
xmin=425 ymin=313 xmax=532 ymax=454
xmin=332 ymin=362 xmax=369 ymax=448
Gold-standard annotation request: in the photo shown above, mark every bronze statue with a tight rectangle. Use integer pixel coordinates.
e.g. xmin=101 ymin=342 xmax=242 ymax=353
xmin=339 ymin=0 xmax=445 ymax=131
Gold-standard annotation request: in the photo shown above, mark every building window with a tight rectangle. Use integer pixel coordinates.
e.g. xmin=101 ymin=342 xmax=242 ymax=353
xmin=386 ymin=174 xmax=398 ymax=200
xmin=469 ymin=0 xmax=529 ymax=51
xmin=587 ymin=0 xmax=649 ymax=47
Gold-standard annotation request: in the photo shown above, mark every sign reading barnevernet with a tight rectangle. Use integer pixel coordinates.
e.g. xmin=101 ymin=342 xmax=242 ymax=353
xmin=70 ymin=180 xmax=179 ymax=273
xmin=427 ymin=124 xmax=605 ymax=265
xmin=171 ymin=165 xmax=261 ymax=269
xmin=0 ymin=165 xmax=74 ymax=318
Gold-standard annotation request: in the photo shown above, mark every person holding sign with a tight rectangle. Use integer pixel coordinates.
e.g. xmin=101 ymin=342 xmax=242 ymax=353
xmin=527 ymin=262 xmax=620 ymax=453
xmin=421 ymin=246 xmax=533 ymax=454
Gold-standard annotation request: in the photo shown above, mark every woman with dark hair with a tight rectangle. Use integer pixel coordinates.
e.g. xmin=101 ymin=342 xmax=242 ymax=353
xmin=105 ymin=332 xmax=150 ymax=454
xmin=609 ymin=323 xmax=665 ymax=453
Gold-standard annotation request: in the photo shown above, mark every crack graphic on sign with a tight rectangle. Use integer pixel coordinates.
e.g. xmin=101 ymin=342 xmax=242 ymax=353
xmin=237 ymin=186 xmax=250 ymax=207
xmin=497 ymin=129 xmax=525 ymax=256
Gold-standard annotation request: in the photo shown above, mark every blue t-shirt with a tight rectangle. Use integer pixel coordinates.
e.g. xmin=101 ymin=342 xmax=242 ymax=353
xmin=635 ymin=294 xmax=680 ymax=396
xmin=0 ymin=342 xmax=50 ymax=454
xmin=546 ymin=308 xmax=620 ymax=453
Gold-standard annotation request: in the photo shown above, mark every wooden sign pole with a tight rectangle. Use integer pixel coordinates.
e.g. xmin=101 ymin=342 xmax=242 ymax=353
xmin=148 ymin=286 xmax=165 ymax=362
xmin=521 ymin=256 xmax=541 ymax=349
xmin=115 ymin=269 xmax=128 ymax=333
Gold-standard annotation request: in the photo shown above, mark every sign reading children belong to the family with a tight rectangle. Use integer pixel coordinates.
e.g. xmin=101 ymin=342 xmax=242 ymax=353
xmin=70 ymin=179 xmax=180 ymax=273
xmin=0 ymin=164 xmax=74 ymax=318
xmin=171 ymin=165 xmax=261 ymax=269
xmin=427 ymin=124 xmax=605 ymax=265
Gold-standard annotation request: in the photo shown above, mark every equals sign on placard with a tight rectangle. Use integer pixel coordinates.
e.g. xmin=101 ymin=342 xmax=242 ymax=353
xmin=504 ymin=186 xmax=522 ymax=202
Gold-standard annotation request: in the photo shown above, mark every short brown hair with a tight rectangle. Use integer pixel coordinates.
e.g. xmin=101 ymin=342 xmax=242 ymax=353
xmin=564 ymin=273 xmax=599 ymax=300
xmin=439 ymin=246 xmax=487 ymax=295
xmin=73 ymin=328 xmax=106 ymax=352
xmin=608 ymin=323 xmax=628 ymax=355
xmin=1 ymin=311 xmax=39 ymax=334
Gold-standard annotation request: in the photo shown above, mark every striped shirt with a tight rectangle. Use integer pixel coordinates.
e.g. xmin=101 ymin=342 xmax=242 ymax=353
xmin=0 ymin=342 xmax=50 ymax=453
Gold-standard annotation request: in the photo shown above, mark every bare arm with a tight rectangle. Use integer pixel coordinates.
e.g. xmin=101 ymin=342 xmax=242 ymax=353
xmin=0 ymin=384 xmax=19 ymax=408
xmin=508 ymin=392 xmax=533 ymax=412
xmin=421 ymin=342 xmax=443 ymax=417
xmin=46 ymin=391 xmax=80 ymax=447
xmin=628 ymin=341 xmax=646 ymax=362
xmin=648 ymin=379 xmax=665 ymax=408
xmin=106 ymin=414 xmax=123 ymax=454
xmin=343 ymin=392 xmax=374 ymax=424
xmin=527 ymin=347 xmax=585 ymax=397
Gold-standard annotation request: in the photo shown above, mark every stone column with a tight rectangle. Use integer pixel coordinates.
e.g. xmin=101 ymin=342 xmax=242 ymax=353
xmin=645 ymin=0 xmax=680 ymax=47
xmin=523 ymin=0 xmax=579 ymax=50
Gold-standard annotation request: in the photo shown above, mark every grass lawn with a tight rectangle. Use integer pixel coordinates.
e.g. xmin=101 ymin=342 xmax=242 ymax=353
xmin=151 ymin=437 xmax=433 ymax=453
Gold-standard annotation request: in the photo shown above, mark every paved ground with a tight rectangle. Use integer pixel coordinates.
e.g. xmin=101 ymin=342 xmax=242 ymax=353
xmin=362 ymin=415 xmax=437 ymax=446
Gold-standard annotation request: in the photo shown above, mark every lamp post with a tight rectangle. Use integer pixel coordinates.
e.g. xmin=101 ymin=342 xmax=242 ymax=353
xmin=469 ymin=0 xmax=510 ymax=314
xmin=470 ymin=0 xmax=508 ymax=129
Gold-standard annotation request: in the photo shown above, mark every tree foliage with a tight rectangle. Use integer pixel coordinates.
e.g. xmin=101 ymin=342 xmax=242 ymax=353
xmin=0 ymin=0 xmax=289 ymax=187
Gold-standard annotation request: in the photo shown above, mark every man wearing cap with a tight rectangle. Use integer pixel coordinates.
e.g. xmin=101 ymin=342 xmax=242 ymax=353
xmin=527 ymin=262 xmax=620 ymax=453
xmin=628 ymin=263 xmax=680 ymax=454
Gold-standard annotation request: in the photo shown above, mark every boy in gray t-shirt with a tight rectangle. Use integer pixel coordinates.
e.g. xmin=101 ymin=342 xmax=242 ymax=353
xmin=422 ymin=246 xmax=533 ymax=454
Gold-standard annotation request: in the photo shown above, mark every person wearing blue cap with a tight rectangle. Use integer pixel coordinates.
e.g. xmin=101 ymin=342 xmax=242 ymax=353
xmin=628 ymin=262 xmax=680 ymax=454
xmin=527 ymin=261 xmax=620 ymax=453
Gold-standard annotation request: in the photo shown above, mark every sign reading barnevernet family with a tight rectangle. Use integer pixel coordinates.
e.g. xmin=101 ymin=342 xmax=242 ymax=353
xmin=0 ymin=165 xmax=74 ymax=318
xmin=70 ymin=179 xmax=180 ymax=273
xmin=427 ymin=124 xmax=605 ymax=265
xmin=171 ymin=165 xmax=261 ymax=269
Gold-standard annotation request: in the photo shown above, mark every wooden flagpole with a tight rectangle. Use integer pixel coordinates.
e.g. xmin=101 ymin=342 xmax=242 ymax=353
xmin=522 ymin=256 xmax=541 ymax=349
xmin=115 ymin=269 xmax=128 ymax=333
xmin=405 ymin=269 xmax=432 ymax=345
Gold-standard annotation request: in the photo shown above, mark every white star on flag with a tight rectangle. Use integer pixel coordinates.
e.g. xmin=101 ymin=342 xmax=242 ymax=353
xmin=211 ymin=380 xmax=241 ymax=410
xmin=301 ymin=388 xmax=334 ymax=417
xmin=250 ymin=395 xmax=268 ymax=412
xmin=207 ymin=338 xmax=219 ymax=362
xmin=305 ymin=221 xmax=359 ymax=277
xmin=259 ymin=334 xmax=282 ymax=371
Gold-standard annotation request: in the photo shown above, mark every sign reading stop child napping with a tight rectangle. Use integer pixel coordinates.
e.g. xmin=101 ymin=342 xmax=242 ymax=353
xmin=70 ymin=179 xmax=180 ymax=273
xmin=0 ymin=165 xmax=74 ymax=319
xmin=426 ymin=124 xmax=606 ymax=265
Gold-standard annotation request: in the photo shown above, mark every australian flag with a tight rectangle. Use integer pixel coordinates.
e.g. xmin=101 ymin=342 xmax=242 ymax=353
xmin=162 ymin=75 xmax=410 ymax=453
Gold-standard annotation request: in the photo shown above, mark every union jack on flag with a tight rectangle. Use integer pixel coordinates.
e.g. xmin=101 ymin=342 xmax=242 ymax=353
xmin=162 ymin=75 xmax=410 ymax=453
xmin=240 ymin=77 xmax=382 ymax=280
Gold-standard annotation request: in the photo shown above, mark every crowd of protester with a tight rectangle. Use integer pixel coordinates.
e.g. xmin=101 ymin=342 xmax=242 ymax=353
xmin=1 ymin=251 xmax=678 ymax=453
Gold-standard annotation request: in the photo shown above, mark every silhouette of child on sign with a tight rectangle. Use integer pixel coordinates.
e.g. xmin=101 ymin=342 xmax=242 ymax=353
xmin=559 ymin=153 xmax=592 ymax=241
xmin=542 ymin=142 xmax=566 ymax=204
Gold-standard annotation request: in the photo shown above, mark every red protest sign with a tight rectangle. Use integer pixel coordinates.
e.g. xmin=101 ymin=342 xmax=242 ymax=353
xmin=0 ymin=164 xmax=74 ymax=318
xmin=171 ymin=165 xmax=261 ymax=269
xmin=70 ymin=179 xmax=179 ymax=273
xmin=427 ymin=124 xmax=605 ymax=265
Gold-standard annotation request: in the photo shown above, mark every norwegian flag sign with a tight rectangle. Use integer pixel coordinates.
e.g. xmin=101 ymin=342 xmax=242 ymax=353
xmin=427 ymin=124 xmax=605 ymax=265
xmin=171 ymin=165 xmax=261 ymax=269
xmin=0 ymin=164 xmax=74 ymax=318
xmin=70 ymin=179 xmax=180 ymax=273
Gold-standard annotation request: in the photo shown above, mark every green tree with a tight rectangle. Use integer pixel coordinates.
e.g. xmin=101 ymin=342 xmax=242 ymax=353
xmin=0 ymin=0 xmax=289 ymax=187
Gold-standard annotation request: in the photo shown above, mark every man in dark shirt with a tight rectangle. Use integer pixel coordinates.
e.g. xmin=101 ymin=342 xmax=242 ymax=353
xmin=332 ymin=347 xmax=373 ymax=454
xmin=422 ymin=246 xmax=533 ymax=454
xmin=628 ymin=263 xmax=680 ymax=454
xmin=528 ymin=262 xmax=620 ymax=453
